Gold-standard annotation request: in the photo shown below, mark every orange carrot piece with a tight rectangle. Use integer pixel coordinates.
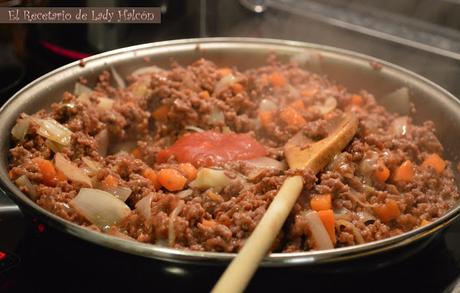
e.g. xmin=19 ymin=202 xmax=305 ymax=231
xmin=102 ymin=174 xmax=119 ymax=188
xmin=422 ymin=153 xmax=446 ymax=174
xmin=318 ymin=209 xmax=336 ymax=245
xmin=143 ymin=168 xmax=160 ymax=189
xmin=258 ymin=111 xmax=274 ymax=128
xmin=231 ymin=83 xmax=244 ymax=93
xmin=199 ymin=90 xmax=210 ymax=99
xmin=131 ymin=147 xmax=142 ymax=159
xmin=279 ymin=107 xmax=306 ymax=127
xmin=157 ymin=168 xmax=187 ymax=191
xmin=201 ymin=219 xmax=217 ymax=228
xmin=289 ymin=99 xmax=305 ymax=111
xmin=373 ymin=199 xmax=400 ymax=222
xmin=351 ymin=94 xmax=363 ymax=106
xmin=217 ymin=68 xmax=232 ymax=77
xmin=55 ymin=170 xmax=67 ymax=182
xmin=269 ymin=72 xmax=286 ymax=87
xmin=374 ymin=161 xmax=390 ymax=183
xmin=310 ymin=194 xmax=332 ymax=211
xmin=152 ymin=104 xmax=170 ymax=120
xmin=33 ymin=158 xmax=56 ymax=185
xmin=178 ymin=163 xmax=197 ymax=181
xmin=393 ymin=160 xmax=414 ymax=182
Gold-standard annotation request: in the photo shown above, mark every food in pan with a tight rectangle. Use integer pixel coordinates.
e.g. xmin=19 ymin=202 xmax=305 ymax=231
xmin=8 ymin=56 xmax=459 ymax=252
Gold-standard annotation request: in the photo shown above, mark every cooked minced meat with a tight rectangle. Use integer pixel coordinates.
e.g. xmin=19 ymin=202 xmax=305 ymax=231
xmin=8 ymin=56 xmax=459 ymax=252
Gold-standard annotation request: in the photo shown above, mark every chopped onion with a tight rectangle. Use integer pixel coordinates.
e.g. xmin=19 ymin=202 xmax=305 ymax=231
xmin=95 ymin=129 xmax=109 ymax=156
xmin=391 ymin=117 xmax=409 ymax=136
xmin=359 ymin=151 xmax=378 ymax=178
xmin=345 ymin=191 xmax=374 ymax=209
xmin=54 ymin=153 xmax=92 ymax=187
xmin=208 ymin=107 xmax=225 ymax=125
xmin=81 ymin=157 xmax=102 ymax=176
xmin=176 ymin=189 xmax=193 ymax=199
xmin=259 ymin=99 xmax=277 ymax=112
xmin=97 ymin=97 xmax=115 ymax=111
xmin=11 ymin=118 xmax=30 ymax=141
xmin=189 ymin=168 xmax=232 ymax=192
xmin=31 ymin=117 xmax=73 ymax=146
xmin=244 ymin=157 xmax=286 ymax=170
xmin=303 ymin=210 xmax=334 ymax=250
xmin=131 ymin=65 xmax=163 ymax=78
xmin=104 ymin=186 xmax=132 ymax=202
xmin=213 ymin=74 xmax=238 ymax=97
xmin=74 ymin=82 xmax=92 ymax=96
xmin=109 ymin=140 xmax=137 ymax=155
xmin=336 ymin=219 xmax=365 ymax=244
xmin=184 ymin=126 xmax=204 ymax=132
xmin=168 ymin=200 xmax=185 ymax=246
xmin=357 ymin=211 xmax=376 ymax=224
xmin=15 ymin=175 xmax=37 ymax=200
xmin=314 ymin=97 xmax=337 ymax=115
xmin=135 ymin=194 xmax=153 ymax=224
xmin=110 ymin=66 xmax=126 ymax=89
xmin=70 ymin=188 xmax=131 ymax=228
xmin=45 ymin=139 xmax=62 ymax=153
xmin=381 ymin=87 xmax=410 ymax=115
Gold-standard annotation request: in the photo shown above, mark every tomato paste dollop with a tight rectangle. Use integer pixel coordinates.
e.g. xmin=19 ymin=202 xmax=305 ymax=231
xmin=156 ymin=131 xmax=268 ymax=167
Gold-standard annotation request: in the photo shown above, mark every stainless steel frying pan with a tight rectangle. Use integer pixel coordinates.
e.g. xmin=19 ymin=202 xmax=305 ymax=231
xmin=0 ymin=38 xmax=459 ymax=266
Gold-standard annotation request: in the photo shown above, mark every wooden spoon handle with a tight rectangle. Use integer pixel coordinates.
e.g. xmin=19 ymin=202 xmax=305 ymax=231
xmin=211 ymin=175 xmax=304 ymax=293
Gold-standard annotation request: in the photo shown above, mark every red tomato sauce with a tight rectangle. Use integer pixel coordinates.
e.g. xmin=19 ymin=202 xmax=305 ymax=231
xmin=156 ymin=131 xmax=267 ymax=166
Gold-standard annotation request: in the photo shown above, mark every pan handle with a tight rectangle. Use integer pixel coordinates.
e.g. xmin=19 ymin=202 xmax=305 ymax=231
xmin=0 ymin=188 xmax=21 ymax=215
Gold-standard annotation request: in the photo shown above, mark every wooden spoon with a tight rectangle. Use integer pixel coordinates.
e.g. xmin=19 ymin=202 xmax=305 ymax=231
xmin=212 ymin=112 xmax=358 ymax=293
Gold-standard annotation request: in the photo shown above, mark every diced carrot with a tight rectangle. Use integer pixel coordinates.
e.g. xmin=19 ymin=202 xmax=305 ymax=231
xmin=258 ymin=111 xmax=274 ymax=128
xmin=157 ymin=168 xmax=187 ymax=191
xmin=279 ymin=107 xmax=306 ymax=127
xmin=8 ymin=169 xmax=14 ymax=179
xmin=318 ymin=209 xmax=336 ymax=245
xmin=201 ymin=219 xmax=217 ymax=228
xmin=269 ymin=72 xmax=286 ymax=87
xmin=289 ymin=99 xmax=305 ymax=111
xmin=199 ymin=90 xmax=210 ymax=99
xmin=393 ymin=160 xmax=414 ymax=182
xmin=143 ymin=168 xmax=161 ymax=189
xmin=351 ymin=94 xmax=363 ymax=106
xmin=422 ymin=153 xmax=446 ymax=174
xmin=420 ymin=219 xmax=431 ymax=226
xmin=301 ymin=87 xmax=318 ymax=97
xmin=55 ymin=170 xmax=67 ymax=182
xmin=178 ymin=163 xmax=197 ymax=181
xmin=152 ymin=104 xmax=170 ymax=120
xmin=374 ymin=161 xmax=390 ymax=183
xmin=310 ymin=194 xmax=332 ymax=211
xmin=231 ymin=83 xmax=244 ymax=93
xmin=33 ymin=158 xmax=56 ymax=185
xmin=102 ymin=174 xmax=118 ymax=188
xmin=131 ymin=147 xmax=142 ymax=159
xmin=373 ymin=199 xmax=400 ymax=222
xmin=217 ymin=68 xmax=232 ymax=77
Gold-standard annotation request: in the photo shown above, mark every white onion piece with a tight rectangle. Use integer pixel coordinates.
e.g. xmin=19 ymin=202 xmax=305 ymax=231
xmin=32 ymin=117 xmax=73 ymax=146
xmin=303 ymin=210 xmax=334 ymax=250
xmin=110 ymin=140 xmax=137 ymax=155
xmin=345 ymin=191 xmax=374 ymax=209
xmin=245 ymin=157 xmax=286 ymax=170
xmin=135 ymin=194 xmax=153 ymax=224
xmin=208 ymin=107 xmax=225 ymax=125
xmin=189 ymin=168 xmax=232 ymax=192
xmin=15 ymin=175 xmax=37 ymax=200
xmin=357 ymin=211 xmax=376 ymax=223
xmin=95 ymin=129 xmax=109 ymax=156
xmin=82 ymin=157 xmax=102 ymax=176
xmin=315 ymin=97 xmax=337 ymax=115
xmin=104 ymin=186 xmax=132 ymax=202
xmin=110 ymin=66 xmax=126 ymax=89
xmin=74 ymin=82 xmax=92 ymax=96
xmin=97 ymin=97 xmax=114 ymax=111
xmin=213 ymin=74 xmax=237 ymax=97
xmin=70 ymin=188 xmax=131 ymax=228
xmin=11 ymin=118 xmax=30 ymax=141
xmin=168 ymin=200 xmax=185 ymax=246
xmin=391 ymin=117 xmax=409 ymax=136
xmin=45 ymin=139 xmax=62 ymax=153
xmin=382 ymin=87 xmax=410 ymax=115
xmin=176 ymin=189 xmax=193 ymax=199
xmin=54 ymin=153 xmax=92 ymax=187
xmin=131 ymin=65 xmax=163 ymax=78
xmin=184 ymin=126 xmax=204 ymax=132
xmin=336 ymin=219 xmax=365 ymax=244
xmin=259 ymin=99 xmax=277 ymax=112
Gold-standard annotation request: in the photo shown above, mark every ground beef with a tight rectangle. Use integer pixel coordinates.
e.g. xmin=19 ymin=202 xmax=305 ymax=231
xmin=8 ymin=56 xmax=459 ymax=253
